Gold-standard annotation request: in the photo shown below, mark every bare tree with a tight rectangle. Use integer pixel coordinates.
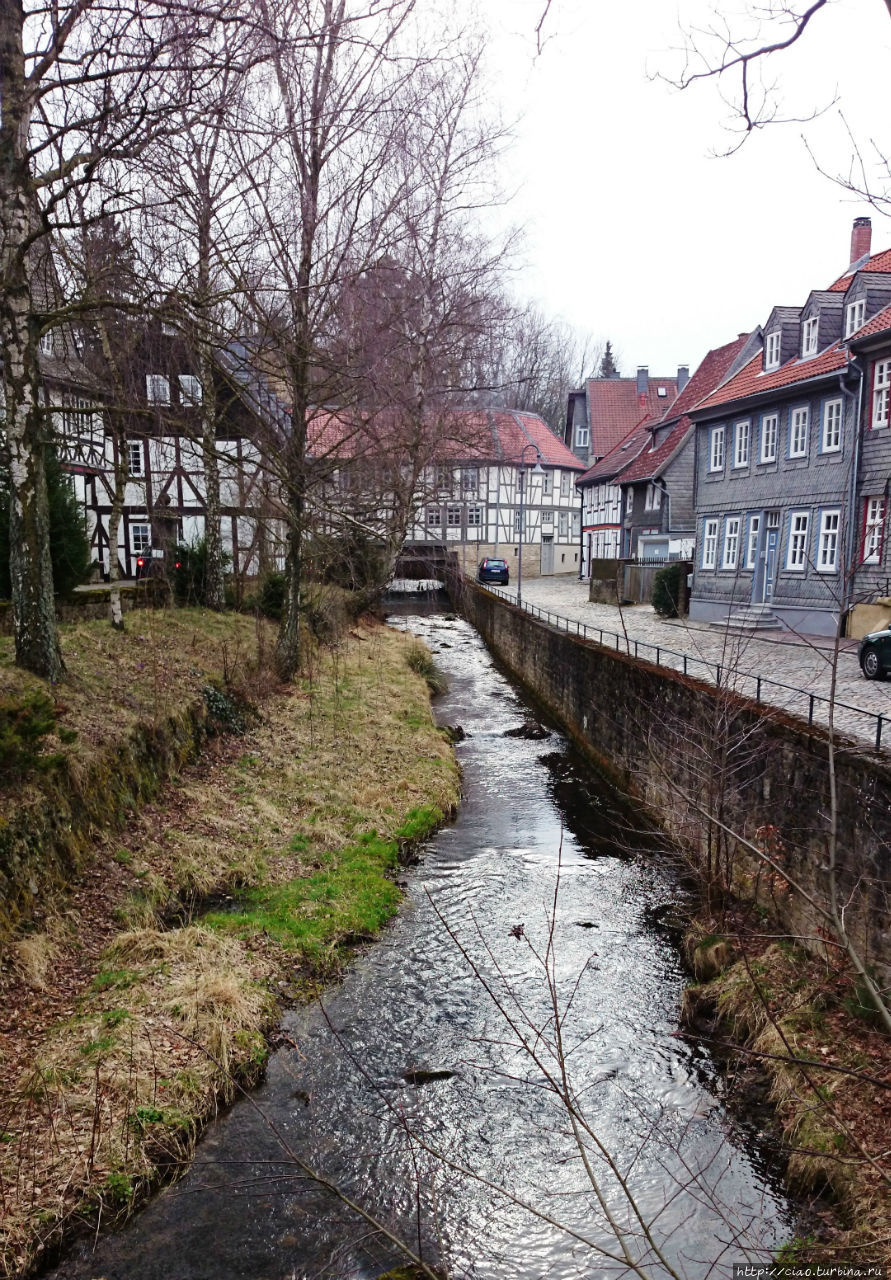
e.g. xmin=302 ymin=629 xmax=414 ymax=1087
xmin=0 ymin=0 xmax=240 ymax=678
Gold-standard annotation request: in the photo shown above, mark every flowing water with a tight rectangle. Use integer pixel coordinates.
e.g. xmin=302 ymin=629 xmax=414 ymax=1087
xmin=51 ymin=607 xmax=792 ymax=1280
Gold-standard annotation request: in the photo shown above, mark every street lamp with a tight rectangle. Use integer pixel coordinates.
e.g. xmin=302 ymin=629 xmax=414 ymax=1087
xmin=517 ymin=444 xmax=544 ymax=607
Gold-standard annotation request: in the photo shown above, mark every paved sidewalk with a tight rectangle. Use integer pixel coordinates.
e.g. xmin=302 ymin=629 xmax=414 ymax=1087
xmin=488 ymin=576 xmax=891 ymax=750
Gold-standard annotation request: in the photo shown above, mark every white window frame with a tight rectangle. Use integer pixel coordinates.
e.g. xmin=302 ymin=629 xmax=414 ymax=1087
xmin=863 ymin=497 xmax=886 ymax=565
xmin=446 ymin=504 xmax=462 ymax=528
xmin=733 ymin=420 xmax=750 ymax=468
xmin=466 ymin=505 xmax=483 ymax=528
xmin=644 ymin=483 xmax=661 ymax=510
xmin=560 ymin=471 xmax=571 ymax=498
xmin=845 ymin=299 xmax=865 ymax=338
xmin=722 ymin=516 xmax=741 ymax=570
xmin=426 ymin=505 xmax=441 ymax=528
xmin=178 ymin=374 xmax=202 ymax=405
xmin=760 ymin=413 xmax=778 ymax=463
xmin=131 ymin=522 xmax=151 ymax=553
xmin=575 ymin=425 xmax=590 ymax=449
xmin=541 ymin=471 xmax=552 ymax=496
xmin=558 ymin=511 xmax=569 ymax=538
xmin=872 ymin=360 xmax=891 ymax=429
xmin=702 ymin=518 xmax=719 ymax=569
xmin=709 ymin=425 xmax=725 ymax=472
xmin=514 ymin=508 xmax=524 ymax=534
xmin=817 ymin=508 xmax=840 ymax=573
xmin=127 ymin=440 xmax=144 ymax=477
xmin=821 ymin=398 xmax=842 ymax=453
xmin=746 ymin=514 xmax=761 ymax=569
xmin=789 ymin=406 xmax=809 ymax=459
xmin=802 ymin=316 xmax=819 ymax=357
xmin=461 ymin=467 xmax=478 ymax=492
xmin=625 ymin=488 xmax=634 ymax=514
xmin=764 ymin=330 xmax=781 ymax=371
xmin=146 ymin=373 xmax=170 ymax=405
xmin=786 ymin=511 xmax=810 ymax=571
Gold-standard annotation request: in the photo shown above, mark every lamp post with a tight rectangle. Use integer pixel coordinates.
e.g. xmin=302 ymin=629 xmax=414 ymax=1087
xmin=516 ymin=444 xmax=544 ymax=607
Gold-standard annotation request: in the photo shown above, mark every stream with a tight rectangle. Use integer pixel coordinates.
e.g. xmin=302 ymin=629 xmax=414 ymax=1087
xmin=50 ymin=605 xmax=792 ymax=1279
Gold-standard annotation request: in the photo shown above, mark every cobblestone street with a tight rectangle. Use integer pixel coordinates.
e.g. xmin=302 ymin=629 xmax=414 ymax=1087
xmin=488 ymin=574 xmax=891 ymax=750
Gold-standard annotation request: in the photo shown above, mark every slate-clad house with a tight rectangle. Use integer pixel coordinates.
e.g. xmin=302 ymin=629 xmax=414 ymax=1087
xmin=689 ymin=219 xmax=891 ymax=635
xmin=617 ymin=335 xmax=753 ymax=560
xmin=847 ymin=309 xmax=891 ymax=623
xmin=564 ymin=367 xmax=683 ymax=467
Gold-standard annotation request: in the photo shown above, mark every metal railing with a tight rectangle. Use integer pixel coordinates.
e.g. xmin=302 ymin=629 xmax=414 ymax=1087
xmin=478 ymin=582 xmax=890 ymax=753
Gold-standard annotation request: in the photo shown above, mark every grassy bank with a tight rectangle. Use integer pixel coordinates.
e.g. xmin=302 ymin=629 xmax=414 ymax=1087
xmin=683 ymin=931 xmax=891 ymax=1262
xmin=0 ymin=615 xmax=458 ymax=1276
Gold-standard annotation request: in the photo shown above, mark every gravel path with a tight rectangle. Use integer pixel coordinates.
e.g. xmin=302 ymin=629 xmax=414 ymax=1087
xmin=487 ymin=576 xmax=891 ymax=751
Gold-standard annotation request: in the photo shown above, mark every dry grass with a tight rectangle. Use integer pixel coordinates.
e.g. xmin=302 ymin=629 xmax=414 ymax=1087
xmin=0 ymin=618 xmax=459 ymax=1275
xmin=685 ymin=941 xmax=891 ymax=1259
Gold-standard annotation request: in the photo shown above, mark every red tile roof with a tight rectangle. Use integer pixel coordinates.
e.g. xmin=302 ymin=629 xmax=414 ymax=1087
xmin=309 ymin=406 xmax=583 ymax=468
xmin=828 ymin=247 xmax=891 ymax=291
xmin=586 ymin=376 xmax=679 ymax=456
xmin=696 ymin=344 xmax=849 ymax=412
xmin=586 ymin=336 xmax=750 ymax=485
xmin=618 ymin=417 xmax=693 ymax=484
xmin=577 ymin=419 xmax=653 ymax=485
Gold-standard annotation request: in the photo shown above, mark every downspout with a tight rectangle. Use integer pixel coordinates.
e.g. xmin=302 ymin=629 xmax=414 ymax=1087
xmin=842 ymin=355 xmax=865 ymax=614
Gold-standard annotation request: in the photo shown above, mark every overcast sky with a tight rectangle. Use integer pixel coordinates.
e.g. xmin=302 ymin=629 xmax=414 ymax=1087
xmin=480 ymin=0 xmax=891 ymax=380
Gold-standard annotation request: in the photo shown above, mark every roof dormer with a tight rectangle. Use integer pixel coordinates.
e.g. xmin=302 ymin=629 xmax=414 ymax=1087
xmin=762 ymin=307 xmax=801 ymax=372
xmin=799 ymin=291 xmax=843 ymax=358
xmin=843 ymin=272 xmax=891 ymax=339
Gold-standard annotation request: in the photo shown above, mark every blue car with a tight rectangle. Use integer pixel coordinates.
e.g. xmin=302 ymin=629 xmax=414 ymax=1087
xmin=477 ymin=557 xmax=509 ymax=586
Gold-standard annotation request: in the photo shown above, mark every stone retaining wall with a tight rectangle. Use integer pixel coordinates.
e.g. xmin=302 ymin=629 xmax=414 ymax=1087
xmin=452 ymin=575 xmax=891 ymax=979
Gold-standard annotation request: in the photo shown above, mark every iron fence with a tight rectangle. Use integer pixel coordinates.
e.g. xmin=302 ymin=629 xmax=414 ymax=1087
xmin=479 ymin=582 xmax=889 ymax=753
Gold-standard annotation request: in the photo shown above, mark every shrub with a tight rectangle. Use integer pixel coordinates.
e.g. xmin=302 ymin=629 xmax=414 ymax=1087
xmin=257 ymin=571 xmax=286 ymax=620
xmin=651 ymin=562 xmax=686 ymax=618
xmin=0 ymin=690 xmax=58 ymax=779
xmin=170 ymin=537 xmax=231 ymax=607
xmin=0 ymin=449 xmax=92 ymax=599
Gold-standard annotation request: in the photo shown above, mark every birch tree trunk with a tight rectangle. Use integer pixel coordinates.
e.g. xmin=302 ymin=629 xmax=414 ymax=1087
xmin=0 ymin=6 xmax=63 ymax=680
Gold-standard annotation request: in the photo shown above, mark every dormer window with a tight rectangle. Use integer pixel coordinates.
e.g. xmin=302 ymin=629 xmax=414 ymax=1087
xmin=38 ymin=332 xmax=53 ymax=355
xmin=802 ymin=316 xmax=819 ymax=357
xmin=764 ymin=330 xmax=781 ymax=371
xmin=845 ymin=299 xmax=865 ymax=338
xmin=178 ymin=374 xmax=202 ymax=405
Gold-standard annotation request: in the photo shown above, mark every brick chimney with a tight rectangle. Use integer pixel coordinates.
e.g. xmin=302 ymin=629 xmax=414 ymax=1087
xmin=850 ymin=216 xmax=872 ymax=267
xmin=636 ymin=366 xmax=648 ymax=401
xmin=676 ymin=365 xmax=690 ymax=394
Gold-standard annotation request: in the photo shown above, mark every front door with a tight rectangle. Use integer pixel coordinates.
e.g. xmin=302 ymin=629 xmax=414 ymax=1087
xmin=755 ymin=513 xmax=780 ymax=603
xmin=540 ymin=535 xmax=554 ymax=575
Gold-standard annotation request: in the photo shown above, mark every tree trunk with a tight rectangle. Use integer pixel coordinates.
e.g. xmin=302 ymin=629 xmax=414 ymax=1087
xmin=0 ymin=3 xmax=63 ymax=680
xmin=106 ymin=431 xmax=127 ymax=631
xmin=198 ymin=341 xmax=225 ymax=610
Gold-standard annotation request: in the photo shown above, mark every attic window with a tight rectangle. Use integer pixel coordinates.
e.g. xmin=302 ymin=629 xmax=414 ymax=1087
xmin=845 ymin=299 xmax=865 ymax=338
xmin=764 ymin=330 xmax=781 ymax=371
xmin=657 ymin=387 xmax=667 ymax=397
xmin=802 ymin=316 xmax=819 ymax=357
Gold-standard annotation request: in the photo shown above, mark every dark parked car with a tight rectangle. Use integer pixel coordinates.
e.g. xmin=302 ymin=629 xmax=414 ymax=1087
xmin=859 ymin=627 xmax=891 ymax=679
xmin=477 ymin=557 xmax=509 ymax=586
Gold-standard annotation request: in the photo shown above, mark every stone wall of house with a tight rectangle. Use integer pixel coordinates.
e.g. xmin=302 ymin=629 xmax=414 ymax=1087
xmin=452 ymin=577 xmax=891 ymax=979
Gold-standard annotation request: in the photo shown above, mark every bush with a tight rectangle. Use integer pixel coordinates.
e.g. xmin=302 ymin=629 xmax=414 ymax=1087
xmin=170 ymin=537 xmax=231 ymax=607
xmin=651 ymin=562 xmax=686 ymax=618
xmin=257 ymin=571 xmax=286 ymax=620
xmin=0 ymin=690 xmax=58 ymax=779
xmin=0 ymin=448 xmax=92 ymax=600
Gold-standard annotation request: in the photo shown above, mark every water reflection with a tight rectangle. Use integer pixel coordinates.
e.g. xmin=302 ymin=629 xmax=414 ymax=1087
xmin=50 ymin=610 xmax=790 ymax=1280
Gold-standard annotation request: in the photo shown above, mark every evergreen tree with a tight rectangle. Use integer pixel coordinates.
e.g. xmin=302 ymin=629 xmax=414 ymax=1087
xmin=0 ymin=450 xmax=92 ymax=600
xmin=599 ymin=341 xmax=619 ymax=378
